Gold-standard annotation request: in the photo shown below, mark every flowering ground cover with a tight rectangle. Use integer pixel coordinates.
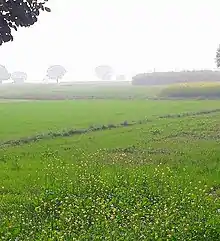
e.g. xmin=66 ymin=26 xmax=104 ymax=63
xmin=0 ymin=100 xmax=220 ymax=240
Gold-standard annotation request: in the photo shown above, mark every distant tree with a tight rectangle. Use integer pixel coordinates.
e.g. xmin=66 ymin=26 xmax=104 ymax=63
xmin=132 ymin=70 xmax=220 ymax=86
xmin=46 ymin=65 xmax=67 ymax=83
xmin=103 ymin=72 xmax=113 ymax=80
xmin=0 ymin=0 xmax=51 ymax=46
xmin=116 ymin=74 xmax=126 ymax=81
xmin=215 ymin=44 xmax=220 ymax=68
xmin=0 ymin=65 xmax=10 ymax=84
xmin=11 ymin=71 xmax=27 ymax=84
xmin=95 ymin=65 xmax=114 ymax=80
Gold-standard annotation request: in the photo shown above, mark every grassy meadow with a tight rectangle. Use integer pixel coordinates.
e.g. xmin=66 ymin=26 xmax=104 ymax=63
xmin=0 ymin=83 xmax=220 ymax=240
xmin=0 ymin=82 xmax=162 ymax=100
xmin=1 ymin=99 xmax=220 ymax=141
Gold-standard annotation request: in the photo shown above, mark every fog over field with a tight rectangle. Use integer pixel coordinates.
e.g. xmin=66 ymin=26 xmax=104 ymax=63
xmin=1 ymin=1 xmax=220 ymax=240
xmin=0 ymin=0 xmax=220 ymax=81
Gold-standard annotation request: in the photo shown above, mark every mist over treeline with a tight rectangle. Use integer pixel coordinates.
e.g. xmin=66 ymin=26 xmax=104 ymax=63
xmin=132 ymin=70 xmax=220 ymax=85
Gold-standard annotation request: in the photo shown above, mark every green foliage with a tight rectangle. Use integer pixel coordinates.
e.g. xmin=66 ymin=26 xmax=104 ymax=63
xmin=1 ymin=100 xmax=220 ymax=141
xmin=0 ymin=0 xmax=50 ymax=45
xmin=1 ymin=107 xmax=220 ymax=148
xmin=1 ymin=161 xmax=219 ymax=240
xmin=159 ymin=82 xmax=220 ymax=99
xmin=0 ymin=100 xmax=220 ymax=239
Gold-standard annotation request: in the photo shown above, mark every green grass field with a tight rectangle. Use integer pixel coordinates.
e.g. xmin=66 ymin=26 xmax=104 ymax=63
xmin=0 ymin=82 xmax=162 ymax=100
xmin=0 ymin=88 xmax=220 ymax=240
xmin=1 ymin=100 xmax=220 ymax=141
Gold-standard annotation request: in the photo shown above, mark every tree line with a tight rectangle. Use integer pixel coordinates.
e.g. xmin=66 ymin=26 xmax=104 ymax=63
xmin=132 ymin=70 xmax=220 ymax=86
xmin=0 ymin=65 xmax=66 ymax=84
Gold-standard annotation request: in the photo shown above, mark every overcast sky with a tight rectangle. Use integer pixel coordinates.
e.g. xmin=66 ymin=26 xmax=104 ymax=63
xmin=0 ymin=0 xmax=220 ymax=81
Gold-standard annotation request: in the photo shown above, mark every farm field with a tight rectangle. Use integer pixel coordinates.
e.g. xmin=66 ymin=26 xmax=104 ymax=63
xmin=159 ymin=82 xmax=220 ymax=99
xmin=1 ymin=100 xmax=220 ymax=141
xmin=0 ymin=82 xmax=162 ymax=100
xmin=0 ymin=91 xmax=220 ymax=240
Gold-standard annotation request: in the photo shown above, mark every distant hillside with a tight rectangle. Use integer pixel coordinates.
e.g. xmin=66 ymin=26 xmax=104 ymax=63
xmin=132 ymin=70 xmax=220 ymax=85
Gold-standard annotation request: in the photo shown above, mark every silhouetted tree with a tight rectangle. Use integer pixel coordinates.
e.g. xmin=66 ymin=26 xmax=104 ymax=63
xmin=0 ymin=65 xmax=10 ymax=83
xmin=215 ymin=44 xmax=220 ymax=68
xmin=46 ymin=65 xmax=66 ymax=83
xmin=0 ymin=0 xmax=50 ymax=45
xmin=11 ymin=71 xmax=27 ymax=83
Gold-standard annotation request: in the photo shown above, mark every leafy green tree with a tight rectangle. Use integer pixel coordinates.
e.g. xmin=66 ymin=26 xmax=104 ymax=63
xmin=215 ymin=44 xmax=220 ymax=68
xmin=0 ymin=0 xmax=50 ymax=45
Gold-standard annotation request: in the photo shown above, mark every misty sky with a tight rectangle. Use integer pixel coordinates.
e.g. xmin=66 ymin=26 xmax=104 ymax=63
xmin=0 ymin=0 xmax=220 ymax=81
